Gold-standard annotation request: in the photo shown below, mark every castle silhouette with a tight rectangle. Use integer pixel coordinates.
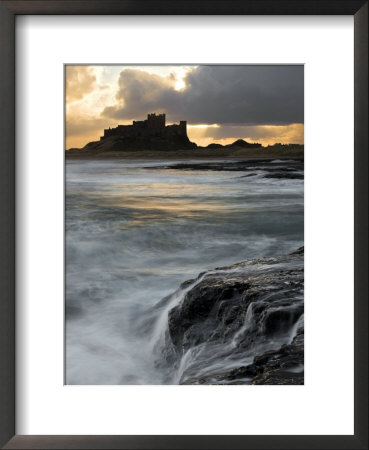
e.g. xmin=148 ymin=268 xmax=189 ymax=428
xmin=101 ymin=113 xmax=187 ymax=141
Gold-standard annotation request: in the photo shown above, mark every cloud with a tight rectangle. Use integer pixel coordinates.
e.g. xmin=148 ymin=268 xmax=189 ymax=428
xmin=66 ymin=65 xmax=304 ymax=149
xmin=102 ymin=69 xmax=177 ymax=119
xmin=66 ymin=66 xmax=97 ymax=102
xmin=102 ymin=65 xmax=304 ymax=126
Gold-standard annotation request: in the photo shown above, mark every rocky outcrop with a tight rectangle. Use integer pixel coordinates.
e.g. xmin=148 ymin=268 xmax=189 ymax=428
xmin=152 ymin=159 xmax=304 ymax=180
xmin=160 ymin=247 xmax=304 ymax=384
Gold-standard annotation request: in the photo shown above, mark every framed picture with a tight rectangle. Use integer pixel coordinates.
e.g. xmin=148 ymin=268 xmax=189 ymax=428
xmin=0 ymin=1 xmax=367 ymax=449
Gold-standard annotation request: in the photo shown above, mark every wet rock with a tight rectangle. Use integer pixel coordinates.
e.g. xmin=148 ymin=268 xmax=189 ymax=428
xmin=154 ymin=159 xmax=304 ymax=173
xmin=250 ymin=328 xmax=304 ymax=385
xmin=161 ymin=248 xmax=304 ymax=385
xmin=263 ymin=172 xmax=304 ymax=180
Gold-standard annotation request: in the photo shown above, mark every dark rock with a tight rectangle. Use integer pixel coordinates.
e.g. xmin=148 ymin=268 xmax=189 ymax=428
xmin=263 ymin=172 xmax=304 ymax=180
xmin=239 ymin=173 xmax=258 ymax=178
xmin=168 ymin=279 xmax=251 ymax=350
xmin=250 ymin=329 xmax=304 ymax=385
xmin=152 ymin=159 xmax=304 ymax=174
xmin=160 ymin=247 xmax=304 ymax=385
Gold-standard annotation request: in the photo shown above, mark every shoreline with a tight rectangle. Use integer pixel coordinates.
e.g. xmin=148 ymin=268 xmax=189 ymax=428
xmin=65 ymin=148 xmax=304 ymax=161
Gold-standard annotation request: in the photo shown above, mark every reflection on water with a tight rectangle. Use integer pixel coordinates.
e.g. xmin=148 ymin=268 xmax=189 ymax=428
xmin=66 ymin=159 xmax=304 ymax=384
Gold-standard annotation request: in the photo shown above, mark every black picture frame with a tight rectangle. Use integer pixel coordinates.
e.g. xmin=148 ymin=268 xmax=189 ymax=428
xmin=0 ymin=1 xmax=367 ymax=449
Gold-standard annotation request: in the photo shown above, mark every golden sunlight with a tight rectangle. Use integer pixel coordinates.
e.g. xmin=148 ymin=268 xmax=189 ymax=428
xmin=65 ymin=65 xmax=303 ymax=150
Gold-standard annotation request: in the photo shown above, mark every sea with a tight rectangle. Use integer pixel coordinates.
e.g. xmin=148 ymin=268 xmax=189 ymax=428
xmin=65 ymin=158 xmax=304 ymax=384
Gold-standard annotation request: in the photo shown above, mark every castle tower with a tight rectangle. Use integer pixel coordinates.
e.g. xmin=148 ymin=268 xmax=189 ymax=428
xmin=147 ymin=113 xmax=166 ymax=129
xmin=179 ymin=121 xmax=187 ymax=135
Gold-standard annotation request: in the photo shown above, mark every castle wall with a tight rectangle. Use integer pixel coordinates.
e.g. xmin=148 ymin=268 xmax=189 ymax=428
xmin=102 ymin=125 xmax=135 ymax=139
xmin=165 ymin=122 xmax=187 ymax=137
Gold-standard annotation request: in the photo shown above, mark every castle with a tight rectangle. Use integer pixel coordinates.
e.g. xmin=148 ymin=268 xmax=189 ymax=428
xmin=101 ymin=113 xmax=188 ymax=140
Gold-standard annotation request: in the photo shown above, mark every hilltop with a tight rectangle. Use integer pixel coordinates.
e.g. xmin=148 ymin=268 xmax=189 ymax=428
xmin=66 ymin=113 xmax=303 ymax=160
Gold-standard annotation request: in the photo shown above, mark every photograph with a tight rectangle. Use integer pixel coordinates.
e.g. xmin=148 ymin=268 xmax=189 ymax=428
xmin=65 ymin=64 xmax=304 ymax=385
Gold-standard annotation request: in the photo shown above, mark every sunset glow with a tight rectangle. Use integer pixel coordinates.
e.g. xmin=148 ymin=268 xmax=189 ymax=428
xmin=66 ymin=65 xmax=304 ymax=149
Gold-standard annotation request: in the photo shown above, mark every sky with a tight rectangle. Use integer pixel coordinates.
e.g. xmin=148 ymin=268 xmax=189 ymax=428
xmin=65 ymin=65 xmax=304 ymax=149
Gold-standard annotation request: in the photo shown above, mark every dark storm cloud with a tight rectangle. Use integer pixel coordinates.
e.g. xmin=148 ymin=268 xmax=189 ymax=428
xmin=102 ymin=65 xmax=304 ymax=126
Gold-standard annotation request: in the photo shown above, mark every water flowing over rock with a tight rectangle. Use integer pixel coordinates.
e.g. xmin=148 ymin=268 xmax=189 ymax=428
xmin=158 ymin=247 xmax=304 ymax=384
